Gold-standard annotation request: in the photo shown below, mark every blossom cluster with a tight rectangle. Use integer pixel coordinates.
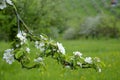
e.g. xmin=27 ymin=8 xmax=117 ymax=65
xmin=3 ymin=49 xmax=14 ymax=64
xmin=35 ymin=41 xmax=45 ymax=52
xmin=17 ymin=31 xmax=27 ymax=45
xmin=34 ymin=39 xmax=66 ymax=55
xmin=84 ymin=57 xmax=92 ymax=64
xmin=71 ymin=51 xmax=101 ymax=72
xmin=34 ymin=57 xmax=43 ymax=63
xmin=26 ymin=47 xmax=30 ymax=53
xmin=73 ymin=51 xmax=82 ymax=58
xmin=0 ymin=0 xmax=13 ymax=9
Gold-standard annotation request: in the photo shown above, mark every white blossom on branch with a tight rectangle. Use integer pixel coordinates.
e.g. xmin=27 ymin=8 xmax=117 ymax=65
xmin=3 ymin=49 xmax=14 ymax=64
xmin=57 ymin=42 xmax=65 ymax=55
xmin=35 ymin=41 xmax=45 ymax=52
xmin=0 ymin=0 xmax=6 ymax=9
xmin=6 ymin=0 xmax=13 ymax=5
xmin=0 ymin=0 xmax=13 ymax=9
xmin=26 ymin=47 xmax=30 ymax=53
xmin=84 ymin=57 xmax=93 ymax=64
xmin=17 ymin=31 xmax=27 ymax=45
xmin=73 ymin=51 xmax=82 ymax=58
xmin=34 ymin=57 xmax=43 ymax=63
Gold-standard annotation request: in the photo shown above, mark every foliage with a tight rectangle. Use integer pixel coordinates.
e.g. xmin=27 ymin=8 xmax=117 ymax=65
xmin=63 ymin=0 xmax=120 ymax=40
xmin=97 ymin=15 xmax=120 ymax=38
xmin=66 ymin=14 xmax=120 ymax=39
xmin=0 ymin=0 xmax=67 ymax=40
xmin=79 ymin=15 xmax=101 ymax=39
xmin=0 ymin=6 xmax=17 ymax=41
xmin=15 ymin=0 xmax=67 ymax=37
xmin=63 ymin=27 xmax=79 ymax=40
xmin=1 ymin=0 xmax=120 ymax=40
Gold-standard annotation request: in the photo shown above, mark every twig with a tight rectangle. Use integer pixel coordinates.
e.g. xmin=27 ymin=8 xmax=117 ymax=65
xmin=12 ymin=4 xmax=33 ymax=35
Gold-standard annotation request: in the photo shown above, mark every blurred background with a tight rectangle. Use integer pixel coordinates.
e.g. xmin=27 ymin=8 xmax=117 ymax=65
xmin=0 ymin=0 xmax=120 ymax=41
xmin=0 ymin=0 xmax=120 ymax=80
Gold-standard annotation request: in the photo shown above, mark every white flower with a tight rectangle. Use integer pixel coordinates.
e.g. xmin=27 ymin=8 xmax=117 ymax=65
xmin=17 ymin=31 xmax=27 ymax=45
xmin=35 ymin=41 xmax=39 ymax=49
xmin=84 ymin=57 xmax=92 ymax=64
xmin=77 ymin=62 xmax=82 ymax=67
xmin=0 ymin=0 xmax=13 ymax=9
xmin=17 ymin=31 xmax=26 ymax=40
xmin=0 ymin=0 xmax=7 ymax=9
xmin=39 ymin=42 xmax=45 ymax=52
xmin=17 ymin=31 xmax=22 ymax=38
xmin=34 ymin=57 xmax=43 ymax=63
xmin=38 ymin=42 xmax=45 ymax=51
xmin=40 ymin=47 xmax=45 ymax=52
xmin=73 ymin=51 xmax=82 ymax=57
xmin=57 ymin=42 xmax=65 ymax=55
xmin=98 ymin=68 xmax=101 ymax=72
xmin=22 ymin=31 xmax=26 ymax=36
xmin=40 ymin=35 xmax=47 ymax=40
xmin=3 ymin=49 xmax=14 ymax=64
xmin=39 ymin=42 xmax=45 ymax=47
xmin=35 ymin=41 xmax=39 ymax=45
xmin=6 ymin=0 xmax=13 ymax=5
xmin=35 ymin=41 xmax=45 ymax=52
xmin=16 ymin=44 xmax=19 ymax=48
xmin=26 ymin=47 xmax=30 ymax=53
xmin=65 ymin=65 xmax=70 ymax=69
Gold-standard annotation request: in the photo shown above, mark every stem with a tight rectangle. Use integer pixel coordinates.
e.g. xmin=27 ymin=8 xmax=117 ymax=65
xmin=21 ymin=61 xmax=39 ymax=69
xmin=12 ymin=4 xmax=32 ymax=35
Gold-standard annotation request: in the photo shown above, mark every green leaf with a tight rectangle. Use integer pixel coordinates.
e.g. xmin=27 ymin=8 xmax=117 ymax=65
xmin=45 ymin=49 xmax=51 ymax=56
xmin=15 ymin=51 xmax=24 ymax=59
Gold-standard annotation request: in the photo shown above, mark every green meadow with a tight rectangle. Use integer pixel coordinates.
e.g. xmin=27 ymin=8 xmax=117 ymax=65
xmin=0 ymin=39 xmax=120 ymax=80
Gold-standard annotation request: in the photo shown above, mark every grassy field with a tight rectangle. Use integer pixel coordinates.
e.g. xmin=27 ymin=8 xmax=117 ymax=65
xmin=0 ymin=39 xmax=120 ymax=80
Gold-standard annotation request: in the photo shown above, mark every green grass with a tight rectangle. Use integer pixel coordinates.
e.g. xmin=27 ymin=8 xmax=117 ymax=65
xmin=0 ymin=39 xmax=120 ymax=80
